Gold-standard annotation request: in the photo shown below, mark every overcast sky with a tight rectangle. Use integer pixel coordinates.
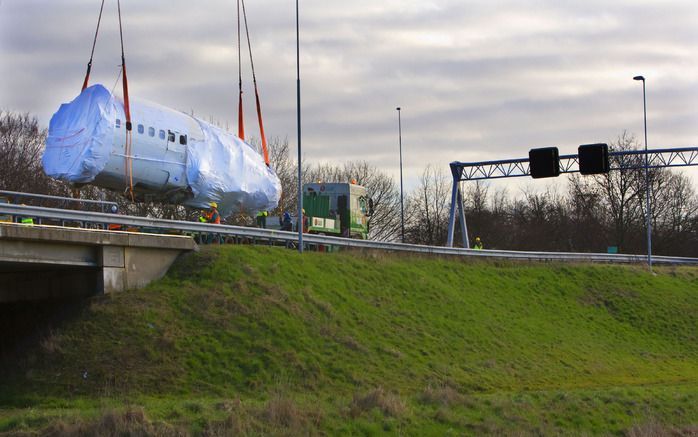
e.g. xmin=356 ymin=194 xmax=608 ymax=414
xmin=1 ymin=0 xmax=697 ymax=191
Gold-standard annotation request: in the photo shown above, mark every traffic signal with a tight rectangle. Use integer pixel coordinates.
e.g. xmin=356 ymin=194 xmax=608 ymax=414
xmin=578 ymin=143 xmax=609 ymax=175
xmin=529 ymin=147 xmax=560 ymax=179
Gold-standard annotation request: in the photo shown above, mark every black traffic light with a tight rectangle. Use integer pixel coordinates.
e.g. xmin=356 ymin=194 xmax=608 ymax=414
xmin=529 ymin=147 xmax=560 ymax=179
xmin=578 ymin=143 xmax=609 ymax=175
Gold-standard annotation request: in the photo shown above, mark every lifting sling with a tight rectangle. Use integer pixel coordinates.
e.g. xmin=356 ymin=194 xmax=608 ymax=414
xmin=238 ymin=0 xmax=270 ymax=167
xmin=237 ymin=0 xmax=245 ymax=140
xmin=80 ymin=0 xmax=134 ymax=200
xmin=81 ymin=0 xmax=105 ymax=91
xmin=117 ymin=0 xmax=135 ymax=200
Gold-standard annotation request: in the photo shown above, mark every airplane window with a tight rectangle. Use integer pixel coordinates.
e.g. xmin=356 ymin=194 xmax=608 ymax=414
xmin=115 ymin=119 xmax=121 ymax=129
xmin=179 ymin=135 xmax=187 ymax=145
xmin=148 ymin=127 xmax=155 ymax=137
xmin=168 ymin=131 xmax=175 ymax=142
xmin=137 ymin=124 xmax=144 ymax=134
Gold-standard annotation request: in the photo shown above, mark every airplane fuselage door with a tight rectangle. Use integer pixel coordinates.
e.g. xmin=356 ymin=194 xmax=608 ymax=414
xmin=165 ymin=129 xmax=187 ymax=188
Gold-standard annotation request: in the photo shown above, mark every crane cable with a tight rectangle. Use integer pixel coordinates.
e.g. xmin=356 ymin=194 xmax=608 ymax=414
xmin=81 ymin=0 xmax=105 ymax=92
xmin=117 ymin=0 xmax=135 ymax=201
xmin=237 ymin=0 xmax=245 ymax=140
xmin=240 ymin=0 xmax=270 ymax=167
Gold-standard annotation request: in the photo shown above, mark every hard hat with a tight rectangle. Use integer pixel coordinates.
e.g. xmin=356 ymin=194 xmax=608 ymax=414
xmin=351 ymin=178 xmax=357 ymax=184
xmin=302 ymin=208 xmax=305 ymax=214
xmin=475 ymin=237 xmax=481 ymax=241
xmin=209 ymin=202 xmax=218 ymax=208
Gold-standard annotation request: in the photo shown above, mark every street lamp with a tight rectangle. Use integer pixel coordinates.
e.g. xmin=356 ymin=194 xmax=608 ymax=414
xmin=296 ymin=0 xmax=303 ymax=253
xmin=633 ymin=75 xmax=652 ymax=270
xmin=396 ymin=107 xmax=405 ymax=243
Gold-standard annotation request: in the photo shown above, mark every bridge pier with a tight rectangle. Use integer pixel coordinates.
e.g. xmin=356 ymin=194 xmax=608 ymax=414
xmin=0 ymin=224 xmax=197 ymax=302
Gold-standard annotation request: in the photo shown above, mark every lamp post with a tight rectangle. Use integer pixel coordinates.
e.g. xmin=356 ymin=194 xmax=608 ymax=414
xmin=296 ymin=0 xmax=303 ymax=253
xmin=633 ymin=75 xmax=651 ymax=270
xmin=396 ymin=107 xmax=405 ymax=243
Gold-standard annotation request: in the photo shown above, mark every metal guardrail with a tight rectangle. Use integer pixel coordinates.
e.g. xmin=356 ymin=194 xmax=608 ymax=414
xmin=0 ymin=190 xmax=118 ymax=213
xmin=2 ymin=203 xmax=698 ymax=265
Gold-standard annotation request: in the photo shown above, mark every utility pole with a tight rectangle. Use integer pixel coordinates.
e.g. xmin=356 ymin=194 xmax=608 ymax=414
xmin=296 ymin=0 xmax=303 ymax=253
xmin=634 ymin=75 xmax=652 ymax=271
xmin=396 ymin=107 xmax=405 ymax=243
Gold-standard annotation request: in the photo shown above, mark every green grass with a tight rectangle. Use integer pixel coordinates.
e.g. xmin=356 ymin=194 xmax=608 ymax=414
xmin=1 ymin=246 xmax=697 ymax=435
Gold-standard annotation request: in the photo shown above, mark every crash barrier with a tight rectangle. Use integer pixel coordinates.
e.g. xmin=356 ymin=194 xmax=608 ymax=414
xmin=2 ymin=203 xmax=698 ymax=265
xmin=0 ymin=190 xmax=118 ymax=213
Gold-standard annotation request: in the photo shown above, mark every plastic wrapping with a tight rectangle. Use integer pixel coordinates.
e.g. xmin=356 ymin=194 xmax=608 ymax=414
xmin=185 ymin=120 xmax=281 ymax=215
xmin=42 ymin=84 xmax=280 ymax=216
xmin=43 ymin=85 xmax=116 ymax=183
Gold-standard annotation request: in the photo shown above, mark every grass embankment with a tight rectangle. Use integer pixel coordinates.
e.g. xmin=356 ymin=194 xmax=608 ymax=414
xmin=0 ymin=246 xmax=697 ymax=435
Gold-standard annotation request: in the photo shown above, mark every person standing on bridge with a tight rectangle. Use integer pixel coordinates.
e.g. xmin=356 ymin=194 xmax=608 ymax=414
xmin=473 ymin=236 xmax=484 ymax=250
xmin=255 ymin=210 xmax=268 ymax=228
xmin=198 ymin=202 xmax=221 ymax=244
xmin=206 ymin=202 xmax=221 ymax=224
xmin=281 ymin=211 xmax=292 ymax=231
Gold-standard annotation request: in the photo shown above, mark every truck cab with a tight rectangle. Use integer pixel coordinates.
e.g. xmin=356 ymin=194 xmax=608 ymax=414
xmin=303 ymin=182 xmax=373 ymax=239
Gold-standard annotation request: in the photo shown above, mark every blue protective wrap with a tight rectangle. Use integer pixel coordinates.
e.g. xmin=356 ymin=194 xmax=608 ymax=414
xmin=42 ymin=85 xmax=116 ymax=183
xmin=185 ymin=120 xmax=281 ymax=216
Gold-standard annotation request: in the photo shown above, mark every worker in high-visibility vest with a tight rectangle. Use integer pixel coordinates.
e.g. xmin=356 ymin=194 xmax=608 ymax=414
xmin=19 ymin=204 xmax=34 ymax=225
xmin=473 ymin=236 xmax=484 ymax=250
xmin=255 ymin=210 xmax=268 ymax=228
xmin=204 ymin=202 xmax=220 ymax=224
xmin=198 ymin=202 xmax=221 ymax=244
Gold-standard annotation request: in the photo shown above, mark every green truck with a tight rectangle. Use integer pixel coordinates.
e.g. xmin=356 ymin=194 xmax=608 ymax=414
xmin=303 ymin=182 xmax=373 ymax=239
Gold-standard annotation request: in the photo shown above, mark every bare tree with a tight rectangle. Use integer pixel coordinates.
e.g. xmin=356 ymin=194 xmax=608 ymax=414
xmin=592 ymin=132 xmax=645 ymax=251
xmin=266 ymin=137 xmax=296 ymax=216
xmin=566 ymin=174 xmax=605 ymax=252
xmin=405 ymin=165 xmax=451 ymax=246
xmin=0 ymin=110 xmax=61 ymax=195
xmin=654 ymin=172 xmax=698 ymax=254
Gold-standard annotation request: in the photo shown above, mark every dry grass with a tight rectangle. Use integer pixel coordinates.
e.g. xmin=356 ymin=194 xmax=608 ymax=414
xmin=202 ymin=399 xmax=250 ymax=437
xmin=349 ymin=386 xmax=407 ymax=418
xmin=255 ymin=394 xmax=323 ymax=435
xmin=40 ymin=407 xmax=184 ymax=437
xmin=419 ymin=384 xmax=467 ymax=407
xmin=262 ymin=395 xmax=303 ymax=429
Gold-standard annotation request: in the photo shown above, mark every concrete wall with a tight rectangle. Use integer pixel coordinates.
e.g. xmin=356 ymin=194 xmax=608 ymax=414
xmin=0 ymin=224 xmax=197 ymax=302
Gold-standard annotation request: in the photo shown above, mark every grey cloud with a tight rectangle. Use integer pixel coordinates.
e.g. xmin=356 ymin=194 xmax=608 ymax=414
xmin=1 ymin=0 xmax=696 ymax=193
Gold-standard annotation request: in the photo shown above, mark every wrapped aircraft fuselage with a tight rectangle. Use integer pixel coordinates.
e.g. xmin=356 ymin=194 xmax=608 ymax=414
xmin=42 ymin=84 xmax=281 ymax=216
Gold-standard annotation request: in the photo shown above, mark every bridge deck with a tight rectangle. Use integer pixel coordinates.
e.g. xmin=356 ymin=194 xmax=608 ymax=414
xmin=0 ymin=223 xmax=197 ymax=302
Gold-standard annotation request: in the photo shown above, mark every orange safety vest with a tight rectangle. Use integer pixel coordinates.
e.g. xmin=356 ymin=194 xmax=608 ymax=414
xmin=208 ymin=208 xmax=220 ymax=224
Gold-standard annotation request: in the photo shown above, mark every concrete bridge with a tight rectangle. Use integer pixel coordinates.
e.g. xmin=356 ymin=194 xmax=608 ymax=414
xmin=0 ymin=223 xmax=197 ymax=302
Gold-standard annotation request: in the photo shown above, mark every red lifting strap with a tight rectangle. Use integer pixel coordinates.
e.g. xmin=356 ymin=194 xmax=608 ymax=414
xmin=121 ymin=59 xmax=132 ymax=128
xmin=254 ymin=84 xmax=269 ymax=166
xmin=81 ymin=0 xmax=105 ymax=92
xmin=118 ymin=0 xmax=131 ymax=130
xmin=238 ymin=89 xmax=245 ymax=140
xmin=118 ymin=0 xmax=134 ymax=201
xmin=240 ymin=0 xmax=270 ymax=167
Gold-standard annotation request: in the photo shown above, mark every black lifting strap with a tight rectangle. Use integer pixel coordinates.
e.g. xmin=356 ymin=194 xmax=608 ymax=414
xmin=81 ymin=0 xmax=105 ymax=92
